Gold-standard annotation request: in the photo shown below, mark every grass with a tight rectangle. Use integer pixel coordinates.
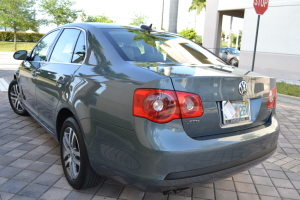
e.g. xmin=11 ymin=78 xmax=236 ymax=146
xmin=277 ymin=82 xmax=300 ymax=97
xmin=0 ymin=41 xmax=36 ymax=52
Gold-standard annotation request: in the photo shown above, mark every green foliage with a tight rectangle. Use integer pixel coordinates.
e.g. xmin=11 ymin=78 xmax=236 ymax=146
xmin=0 ymin=31 xmax=13 ymax=41
xmin=0 ymin=0 xmax=38 ymax=32
xmin=85 ymin=14 xmax=115 ymax=23
xmin=189 ymin=0 xmax=206 ymax=14
xmin=220 ymin=41 xmax=228 ymax=47
xmin=40 ymin=0 xmax=82 ymax=26
xmin=129 ymin=13 xmax=148 ymax=26
xmin=195 ymin=35 xmax=202 ymax=44
xmin=179 ymin=28 xmax=197 ymax=40
xmin=277 ymin=82 xmax=300 ymax=97
xmin=0 ymin=0 xmax=40 ymax=50
xmin=232 ymin=33 xmax=242 ymax=48
xmin=80 ymin=12 xmax=87 ymax=22
xmin=0 ymin=31 xmax=44 ymax=42
xmin=221 ymin=30 xmax=226 ymax=41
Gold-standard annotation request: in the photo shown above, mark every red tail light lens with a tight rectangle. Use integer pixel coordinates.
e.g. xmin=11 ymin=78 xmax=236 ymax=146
xmin=176 ymin=91 xmax=204 ymax=118
xmin=133 ymin=89 xmax=204 ymax=123
xmin=133 ymin=89 xmax=181 ymax=123
xmin=267 ymin=87 xmax=277 ymax=108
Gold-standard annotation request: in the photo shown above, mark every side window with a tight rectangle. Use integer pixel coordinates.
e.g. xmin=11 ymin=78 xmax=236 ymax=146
xmin=30 ymin=30 xmax=59 ymax=61
xmin=50 ymin=29 xmax=81 ymax=63
xmin=72 ymin=32 xmax=86 ymax=63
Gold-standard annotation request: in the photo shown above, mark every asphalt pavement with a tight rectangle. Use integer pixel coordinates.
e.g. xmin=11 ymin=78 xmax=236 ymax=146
xmin=1 ymin=52 xmax=300 ymax=199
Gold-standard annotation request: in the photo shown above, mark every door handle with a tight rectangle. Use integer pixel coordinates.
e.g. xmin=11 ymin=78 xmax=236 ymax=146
xmin=57 ymin=77 xmax=65 ymax=85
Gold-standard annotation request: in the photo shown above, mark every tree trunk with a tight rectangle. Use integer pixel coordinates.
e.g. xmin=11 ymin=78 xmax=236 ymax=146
xmin=13 ymin=25 xmax=17 ymax=51
xmin=161 ymin=0 xmax=164 ymax=30
xmin=194 ymin=10 xmax=197 ymax=30
xmin=228 ymin=16 xmax=233 ymax=47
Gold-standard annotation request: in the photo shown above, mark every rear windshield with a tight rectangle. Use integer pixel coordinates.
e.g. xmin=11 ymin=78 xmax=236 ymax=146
xmin=101 ymin=28 xmax=226 ymax=65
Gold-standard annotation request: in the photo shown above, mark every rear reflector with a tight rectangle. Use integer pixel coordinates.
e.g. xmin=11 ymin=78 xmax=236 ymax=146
xmin=267 ymin=87 xmax=277 ymax=108
xmin=133 ymin=89 xmax=204 ymax=123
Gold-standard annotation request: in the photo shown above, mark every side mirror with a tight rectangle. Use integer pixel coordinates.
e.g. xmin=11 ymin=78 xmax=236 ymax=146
xmin=13 ymin=50 xmax=28 ymax=60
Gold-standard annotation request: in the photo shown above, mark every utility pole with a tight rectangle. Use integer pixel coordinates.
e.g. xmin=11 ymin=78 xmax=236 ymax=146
xmin=161 ymin=0 xmax=164 ymax=30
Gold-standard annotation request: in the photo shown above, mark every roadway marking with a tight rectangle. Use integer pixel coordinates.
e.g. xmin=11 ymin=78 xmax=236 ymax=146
xmin=0 ymin=78 xmax=9 ymax=91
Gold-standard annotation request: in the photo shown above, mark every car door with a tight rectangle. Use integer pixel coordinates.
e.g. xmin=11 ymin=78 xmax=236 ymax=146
xmin=35 ymin=28 xmax=85 ymax=132
xmin=18 ymin=30 xmax=60 ymax=117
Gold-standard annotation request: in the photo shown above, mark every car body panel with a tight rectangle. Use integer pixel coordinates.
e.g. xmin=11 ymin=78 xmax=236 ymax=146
xmin=12 ymin=23 xmax=279 ymax=192
xmin=18 ymin=61 xmax=40 ymax=116
xmin=36 ymin=62 xmax=80 ymax=132
xmin=82 ymin=114 xmax=278 ymax=191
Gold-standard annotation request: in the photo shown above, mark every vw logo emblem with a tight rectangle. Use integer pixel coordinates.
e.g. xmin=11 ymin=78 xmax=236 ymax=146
xmin=238 ymin=81 xmax=247 ymax=95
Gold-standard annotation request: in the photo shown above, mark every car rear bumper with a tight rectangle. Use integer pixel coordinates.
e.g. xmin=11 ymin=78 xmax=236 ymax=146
xmin=82 ymin=114 xmax=279 ymax=192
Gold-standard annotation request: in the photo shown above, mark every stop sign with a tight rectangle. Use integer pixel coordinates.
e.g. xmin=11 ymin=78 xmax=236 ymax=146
xmin=253 ymin=0 xmax=269 ymax=15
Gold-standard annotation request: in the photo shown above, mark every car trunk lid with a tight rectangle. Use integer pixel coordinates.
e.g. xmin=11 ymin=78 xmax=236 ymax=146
xmin=132 ymin=62 xmax=276 ymax=138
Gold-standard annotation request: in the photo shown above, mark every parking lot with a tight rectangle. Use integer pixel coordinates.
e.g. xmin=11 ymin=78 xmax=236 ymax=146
xmin=1 ymin=53 xmax=300 ymax=199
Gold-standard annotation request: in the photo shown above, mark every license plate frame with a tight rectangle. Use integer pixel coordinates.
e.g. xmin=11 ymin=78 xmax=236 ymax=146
xmin=222 ymin=100 xmax=251 ymax=125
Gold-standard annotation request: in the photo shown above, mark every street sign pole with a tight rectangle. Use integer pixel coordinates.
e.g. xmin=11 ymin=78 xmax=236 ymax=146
xmin=251 ymin=15 xmax=260 ymax=71
xmin=252 ymin=0 xmax=269 ymax=71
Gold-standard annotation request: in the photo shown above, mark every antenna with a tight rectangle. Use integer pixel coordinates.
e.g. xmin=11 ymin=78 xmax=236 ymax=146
xmin=140 ymin=24 xmax=153 ymax=33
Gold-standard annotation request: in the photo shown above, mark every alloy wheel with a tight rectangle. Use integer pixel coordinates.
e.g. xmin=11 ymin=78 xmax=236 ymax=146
xmin=62 ymin=127 xmax=81 ymax=179
xmin=9 ymin=83 xmax=25 ymax=112
xmin=230 ymin=58 xmax=238 ymax=67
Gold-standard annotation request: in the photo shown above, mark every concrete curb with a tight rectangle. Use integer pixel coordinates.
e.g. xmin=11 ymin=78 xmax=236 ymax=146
xmin=278 ymin=93 xmax=300 ymax=101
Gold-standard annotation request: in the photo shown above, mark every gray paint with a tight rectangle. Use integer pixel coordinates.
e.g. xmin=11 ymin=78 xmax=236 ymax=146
xmin=13 ymin=23 xmax=279 ymax=192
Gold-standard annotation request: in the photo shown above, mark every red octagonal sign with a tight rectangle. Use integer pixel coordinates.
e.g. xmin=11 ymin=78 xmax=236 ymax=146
xmin=253 ymin=0 xmax=269 ymax=15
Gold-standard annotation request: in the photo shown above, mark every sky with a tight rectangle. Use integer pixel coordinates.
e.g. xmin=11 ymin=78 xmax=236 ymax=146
xmin=39 ymin=0 xmax=244 ymax=36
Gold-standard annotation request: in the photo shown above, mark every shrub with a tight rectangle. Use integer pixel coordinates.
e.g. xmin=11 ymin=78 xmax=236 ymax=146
xmin=0 ymin=31 xmax=44 ymax=42
xmin=0 ymin=31 xmax=14 ymax=41
xmin=195 ymin=35 xmax=202 ymax=45
xmin=179 ymin=28 xmax=197 ymax=40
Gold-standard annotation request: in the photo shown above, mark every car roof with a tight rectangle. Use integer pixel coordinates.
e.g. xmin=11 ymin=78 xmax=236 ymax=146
xmin=62 ymin=22 xmax=145 ymax=30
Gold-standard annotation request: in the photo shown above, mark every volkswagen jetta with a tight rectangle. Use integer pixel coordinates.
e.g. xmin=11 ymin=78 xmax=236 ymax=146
xmin=9 ymin=23 xmax=279 ymax=193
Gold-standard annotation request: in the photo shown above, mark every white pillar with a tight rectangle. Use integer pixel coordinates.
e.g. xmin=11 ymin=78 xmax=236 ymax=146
xmin=202 ymin=0 xmax=222 ymax=54
xmin=168 ymin=0 xmax=179 ymax=33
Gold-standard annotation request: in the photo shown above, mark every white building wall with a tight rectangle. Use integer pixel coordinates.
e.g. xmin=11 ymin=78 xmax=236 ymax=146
xmin=242 ymin=5 xmax=300 ymax=55
xmin=239 ymin=1 xmax=300 ymax=80
xmin=204 ymin=0 xmax=300 ymax=80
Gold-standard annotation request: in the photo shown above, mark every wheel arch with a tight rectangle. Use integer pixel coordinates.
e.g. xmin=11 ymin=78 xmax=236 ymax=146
xmin=56 ymin=108 xmax=76 ymax=143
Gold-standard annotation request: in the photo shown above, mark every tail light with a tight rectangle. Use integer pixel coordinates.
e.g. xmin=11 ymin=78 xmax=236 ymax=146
xmin=133 ymin=89 xmax=204 ymax=123
xmin=267 ymin=87 xmax=277 ymax=108
xmin=176 ymin=91 xmax=204 ymax=118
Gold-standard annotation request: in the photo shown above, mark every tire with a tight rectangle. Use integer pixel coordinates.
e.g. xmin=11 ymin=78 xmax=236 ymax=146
xmin=8 ymin=79 xmax=29 ymax=116
xmin=230 ymin=58 xmax=239 ymax=67
xmin=60 ymin=117 xmax=101 ymax=189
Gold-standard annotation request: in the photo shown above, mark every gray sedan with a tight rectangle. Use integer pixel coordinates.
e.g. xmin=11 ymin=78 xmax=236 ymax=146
xmin=9 ymin=23 xmax=279 ymax=193
xmin=219 ymin=47 xmax=240 ymax=67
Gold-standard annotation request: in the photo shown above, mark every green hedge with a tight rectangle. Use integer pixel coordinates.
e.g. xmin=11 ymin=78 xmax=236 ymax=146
xmin=179 ymin=28 xmax=197 ymax=40
xmin=0 ymin=31 xmax=44 ymax=42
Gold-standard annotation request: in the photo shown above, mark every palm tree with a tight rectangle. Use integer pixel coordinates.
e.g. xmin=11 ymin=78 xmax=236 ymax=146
xmin=188 ymin=0 xmax=206 ymax=30
xmin=189 ymin=0 xmax=206 ymax=14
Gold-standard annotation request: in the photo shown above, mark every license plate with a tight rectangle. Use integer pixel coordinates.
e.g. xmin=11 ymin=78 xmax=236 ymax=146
xmin=222 ymin=100 xmax=251 ymax=124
